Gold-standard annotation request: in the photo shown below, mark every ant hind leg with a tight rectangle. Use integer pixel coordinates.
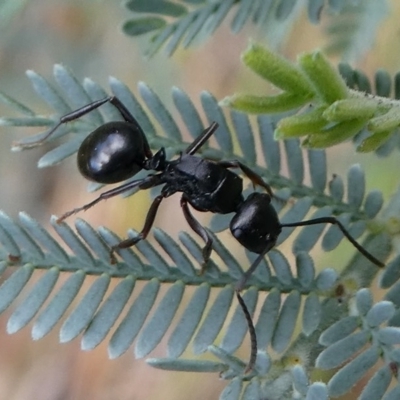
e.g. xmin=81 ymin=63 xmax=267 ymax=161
xmin=17 ymin=96 xmax=152 ymax=158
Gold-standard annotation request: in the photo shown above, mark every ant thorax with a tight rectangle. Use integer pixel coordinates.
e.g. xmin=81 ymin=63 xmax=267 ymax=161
xmin=163 ymin=154 xmax=243 ymax=214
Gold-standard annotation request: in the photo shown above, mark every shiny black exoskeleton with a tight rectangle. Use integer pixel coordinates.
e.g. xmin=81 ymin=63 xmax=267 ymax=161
xmin=26 ymin=95 xmax=384 ymax=372
xmin=43 ymin=96 xmax=278 ymax=269
xmin=77 ymin=120 xmax=151 ymax=184
xmin=32 ymin=95 xmax=384 ymax=290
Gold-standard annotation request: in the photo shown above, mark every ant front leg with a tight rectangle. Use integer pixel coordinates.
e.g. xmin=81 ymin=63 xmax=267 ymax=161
xmin=180 ymin=196 xmax=213 ymax=273
xmin=217 ymin=160 xmax=274 ymax=198
xmin=235 ymin=291 xmax=257 ymax=373
xmin=235 ymin=245 xmax=274 ymax=292
xmin=185 ymin=122 xmax=219 ymax=155
xmin=281 ymin=217 xmax=385 ymax=268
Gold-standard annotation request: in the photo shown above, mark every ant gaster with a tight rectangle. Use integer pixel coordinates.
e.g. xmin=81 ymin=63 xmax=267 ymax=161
xmin=22 ymin=96 xmax=384 ymax=372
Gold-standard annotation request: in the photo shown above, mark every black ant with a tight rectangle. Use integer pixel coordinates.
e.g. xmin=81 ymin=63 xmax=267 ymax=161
xmin=19 ymin=96 xmax=384 ymax=372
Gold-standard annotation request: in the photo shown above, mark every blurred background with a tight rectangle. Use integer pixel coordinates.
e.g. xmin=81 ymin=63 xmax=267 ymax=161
xmin=0 ymin=1 xmax=399 ymax=399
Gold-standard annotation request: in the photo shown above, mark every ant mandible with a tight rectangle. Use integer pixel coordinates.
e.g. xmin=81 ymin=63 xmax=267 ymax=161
xmin=22 ymin=96 xmax=384 ymax=371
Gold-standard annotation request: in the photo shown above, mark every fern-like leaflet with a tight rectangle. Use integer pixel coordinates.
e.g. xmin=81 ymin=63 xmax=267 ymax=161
xmin=0 ymin=66 xmax=396 ymax=399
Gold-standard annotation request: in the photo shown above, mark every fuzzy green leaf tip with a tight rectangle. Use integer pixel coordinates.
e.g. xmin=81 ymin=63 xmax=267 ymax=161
xmin=298 ymin=51 xmax=349 ymax=104
xmin=220 ymin=92 xmax=312 ymax=114
xmin=241 ymin=42 xmax=313 ymax=97
xmin=275 ymin=106 xmax=328 ymax=138
xmin=304 ymin=119 xmax=367 ymax=148
xmin=368 ymin=106 xmax=400 ymax=133
xmin=323 ymin=98 xmax=378 ymax=122
xmin=357 ymin=130 xmax=392 ymax=152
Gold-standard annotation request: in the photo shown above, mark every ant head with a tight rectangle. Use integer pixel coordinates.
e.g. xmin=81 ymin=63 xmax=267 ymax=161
xmin=77 ymin=121 xmax=149 ymax=184
xmin=230 ymin=192 xmax=281 ymax=254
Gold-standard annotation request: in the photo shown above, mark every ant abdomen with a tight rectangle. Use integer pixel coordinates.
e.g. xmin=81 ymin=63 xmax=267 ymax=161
xmin=77 ymin=121 xmax=148 ymax=184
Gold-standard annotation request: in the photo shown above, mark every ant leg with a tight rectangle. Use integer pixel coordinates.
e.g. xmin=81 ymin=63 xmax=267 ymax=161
xmin=19 ymin=97 xmax=121 ymax=148
xmin=185 ymin=122 xmax=219 ymax=155
xmin=19 ymin=96 xmax=152 ymax=157
xmin=235 ymin=244 xmax=274 ymax=292
xmin=106 ymin=96 xmax=152 ymax=157
xmin=111 ymin=194 xmax=165 ymax=255
xmin=217 ymin=160 xmax=274 ymax=198
xmin=281 ymin=217 xmax=385 ymax=268
xmin=235 ymin=291 xmax=257 ymax=373
xmin=180 ymin=196 xmax=213 ymax=272
xmin=57 ymin=174 xmax=162 ymax=222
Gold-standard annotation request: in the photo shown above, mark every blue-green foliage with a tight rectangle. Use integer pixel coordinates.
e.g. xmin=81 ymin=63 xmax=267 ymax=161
xmin=0 ymin=65 xmax=397 ymax=400
xmin=325 ymin=0 xmax=389 ymax=62
xmin=121 ymin=0 xmax=385 ymax=57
